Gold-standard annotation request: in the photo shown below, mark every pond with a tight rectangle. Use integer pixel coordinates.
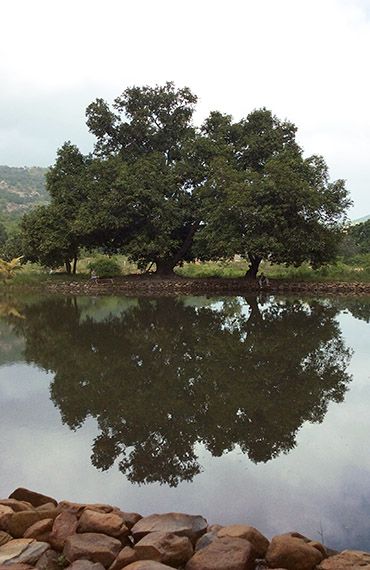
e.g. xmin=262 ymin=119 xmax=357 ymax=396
xmin=0 ymin=293 xmax=369 ymax=551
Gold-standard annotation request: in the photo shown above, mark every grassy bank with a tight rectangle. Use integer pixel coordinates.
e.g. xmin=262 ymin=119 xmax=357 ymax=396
xmin=1 ymin=254 xmax=370 ymax=288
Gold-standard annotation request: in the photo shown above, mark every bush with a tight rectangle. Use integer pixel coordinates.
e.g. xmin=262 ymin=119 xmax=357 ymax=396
xmin=87 ymin=257 xmax=121 ymax=278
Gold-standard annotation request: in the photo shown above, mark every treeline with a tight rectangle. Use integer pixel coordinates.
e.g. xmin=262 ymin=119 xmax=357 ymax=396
xmin=2 ymin=83 xmax=353 ymax=277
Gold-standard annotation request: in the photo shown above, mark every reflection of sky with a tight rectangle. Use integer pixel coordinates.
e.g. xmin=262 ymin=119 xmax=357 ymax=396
xmin=0 ymin=304 xmax=369 ymax=551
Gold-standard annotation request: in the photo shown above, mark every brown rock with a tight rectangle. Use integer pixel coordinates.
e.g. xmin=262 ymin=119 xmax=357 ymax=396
xmin=195 ymin=532 xmax=218 ymax=552
xmin=63 ymin=533 xmax=122 ymax=568
xmin=0 ymin=501 xmax=34 ymax=513
xmin=135 ymin=531 xmax=193 ymax=567
xmin=0 ymin=539 xmax=34 ymax=564
xmin=217 ymin=524 xmax=269 ymax=557
xmin=36 ymin=549 xmax=60 ymax=570
xmin=58 ymin=502 xmax=115 ymax=518
xmin=0 ymin=532 xmax=12 ymax=547
xmin=131 ymin=513 xmax=207 ymax=544
xmin=78 ymin=510 xmax=129 ymax=538
xmin=266 ymin=535 xmax=324 ymax=570
xmin=185 ymin=536 xmax=256 ymax=570
xmin=9 ymin=488 xmax=57 ymax=508
xmin=112 ymin=511 xmax=142 ymax=530
xmin=0 ymin=506 xmax=13 ymax=532
xmin=24 ymin=518 xmax=53 ymax=542
xmin=109 ymin=547 xmax=138 ymax=570
xmin=207 ymin=524 xmax=223 ymax=533
xmin=3 ymin=540 xmax=50 ymax=565
xmin=0 ymin=564 xmax=34 ymax=570
xmin=125 ymin=560 xmax=172 ymax=570
xmin=49 ymin=512 xmax=79 ymax=551
xmin=317 ymin=549 xmax=370 ymax=569
xmin=36 ymin=502 xmax=58 ymax=512
xmin=7 ymin=509 xmax=59 ymax=538
xmin=68 ymin=561 xmax=106 ymax=570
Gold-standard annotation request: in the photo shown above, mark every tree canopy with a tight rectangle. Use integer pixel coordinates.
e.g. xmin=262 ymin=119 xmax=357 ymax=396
xmin=20 ymin=82 xmax=351 ymax=276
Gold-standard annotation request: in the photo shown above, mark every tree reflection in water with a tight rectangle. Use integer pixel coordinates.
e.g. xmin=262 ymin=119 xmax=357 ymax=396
xmin=13 ymin=295 xmax=352 ymax=486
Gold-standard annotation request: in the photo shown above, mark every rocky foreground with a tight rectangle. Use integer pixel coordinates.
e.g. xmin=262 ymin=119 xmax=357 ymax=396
xmin=0 ymin=488 xmax=369 ymax=570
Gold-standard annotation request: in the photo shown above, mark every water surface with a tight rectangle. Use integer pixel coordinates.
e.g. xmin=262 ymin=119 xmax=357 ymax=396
xmin=0 ymin=293 xmax=369 ymax=551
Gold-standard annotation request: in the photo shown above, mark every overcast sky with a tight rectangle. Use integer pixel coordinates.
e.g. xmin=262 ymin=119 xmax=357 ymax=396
xmin=1 ymin=0 xmax=369 ymax=217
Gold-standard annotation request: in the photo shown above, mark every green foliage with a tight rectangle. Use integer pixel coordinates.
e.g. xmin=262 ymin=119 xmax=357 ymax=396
xmin=87 ymin=257 xmax=121 ymax=278
xmin=348 ymin=219 xmax=370 ymax=254
xmin=0 ymin=166 xmax=49 ymax=226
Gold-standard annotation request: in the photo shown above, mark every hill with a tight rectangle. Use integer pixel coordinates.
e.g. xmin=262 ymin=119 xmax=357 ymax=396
xmin=0 ymin=165 xmax=49 ymax=228
xmin=351 ymin=214 xmax=370 ymax=225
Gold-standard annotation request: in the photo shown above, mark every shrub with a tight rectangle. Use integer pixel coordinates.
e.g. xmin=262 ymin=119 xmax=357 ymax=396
xmin=87 ymin=257 xmax=121 ymax=278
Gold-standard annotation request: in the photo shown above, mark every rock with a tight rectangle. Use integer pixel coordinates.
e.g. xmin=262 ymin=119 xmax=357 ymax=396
xmin=0 ymin=534 xmax=12 ymax=548
xmin=112 ymin=512 xmax=142 ymax=530
xmin=217 ymin=524 xmax=269 ymax=557
xmin=125 ymin=560 xmax=173 ymax=570
xmin=35 ymin=549 xmax=60 ymax=570
xmin=134 ymin=531 xmax=193 ymax=567
xmin=266 ymin=535 xmax=324 ymax=570
xmin=0 ymin=539 xmax=34 ymax=564
xmin=0 ymin=507 xmax=14 ymax=532
xmin=7 ymin=510 xmax=59 ymax=538
xmin=2 ymin=541 xmax=50 ymax=565
xmin=0 ymin=501 xmax=34 ymax=513
xmin=185 ymin=536 xmax=256 ymax=570
xmin=207 ymin=524 xmax=223 ymax=533
xmin=57 ymin=502 xmax=114 ymax=517
xmin=317 ymin=549 xmax=370 ymax=569
xmin=0 ymin=564 xmax=34 ymax=570
xmin=36 ymin=503 xmax=58 ymax=512
xmin=68 ymin=561 xmax=105 ymax=570
xmin=131 ymin=513 xmax=207 ymax=544
xmin=49 ymin=512 xmax=79 ymax=551
xmin=78 ymin=510 xmax=129 ymax=538
xmin=64 ymin=533 xmax=122 ymax=568
xmin=9 ymin=489 xmax=57 ymax=509
xmin=109 ymin=547 xmax=138 ymax=570
xmin=23 ymin=518 xmax=53 ymax=542
xmin=195 ymin=532 xmax=218 ymax=552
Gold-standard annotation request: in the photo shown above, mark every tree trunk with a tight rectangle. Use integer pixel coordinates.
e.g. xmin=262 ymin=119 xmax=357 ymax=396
xmin=65 ymin=260 xmax=72 ymax=274
xmin=72 ymin=254 xmax=78 ymax=275
xmin=245 ymin=254 xmax=262 ymax=279
xmin=155 ymin=259 xmax=176 ymax=276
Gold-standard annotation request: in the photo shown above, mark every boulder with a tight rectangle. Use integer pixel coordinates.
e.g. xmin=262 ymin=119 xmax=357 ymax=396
xmin=7 ymin=509 xmax=59 ymax=538
xmin=266 ymin=534 xmax=324 ymax=569
xmin=0 ymin=565 xmax=34 ymax=570
xmin=109 ymin=547 xmax=138 ymax=570
xmin=78 ymin=510 xmax=129 ymax=538
xmin=317 ymin=549 xmax=370 ymax=569
xmin=36 ymin=503 xmax=58 ymax=512
xmin=57 ymin=502 xmax=114 ymax=517
xmin=49 ymin=512 xmax=79 ymax=551
xmin=2 ymin=541 xmax=50 ymax=565
xmin=217 ymin=524 xmax=269 ymax=557
xmin=0 ymin=507 xmax=13 ymax=532
xmin=35 ymin=549 xmax=60 ymax=570
xmin=68 ymin=561 xmax=106 ymax=570
xmin=0 ymin=539 xmax=34 ymax=564
xmin=64 ymin=533 xmax=122 ymax=568
xmin=134 ymin=531 xmax=193 ymax=567
xmin=9 ymin=489 xmax=57 ymax=509
xmin=185 ymin=536 xmax=256 ymax=570
xmin=0 ymin=501 xmax=34 ymax=513
xmin=0 ymin=533 xmax=12 ymax=548
xmin=124 ymin=563 xmax=175 ymax=570
xmin=24 ymin=519 xmax=53 ymax=542
xmin=194 ymin=532 xmax=218 ymax=552
xmin=131 ymin=514 xmax=207 ymax=544
xmin=112 ymin=512 xmax=142 ymax=530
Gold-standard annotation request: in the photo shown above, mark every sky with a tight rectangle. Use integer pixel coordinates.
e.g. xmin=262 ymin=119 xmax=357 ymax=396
xmin=0 ymin=0 xmax=369 ymax=217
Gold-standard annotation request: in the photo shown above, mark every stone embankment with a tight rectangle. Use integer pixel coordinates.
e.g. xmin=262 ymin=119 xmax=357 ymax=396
xmin=45 ymin=276 xmax=370 ymax=296
xmin=0 ymin=488 xmax=369 ymax=570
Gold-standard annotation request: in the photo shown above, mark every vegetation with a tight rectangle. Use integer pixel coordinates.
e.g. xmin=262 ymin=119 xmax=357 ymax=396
xmin=87 ymin=257 xmax=121 ymax=278
xmin=17 ymin=82 xmax=351 ymax=279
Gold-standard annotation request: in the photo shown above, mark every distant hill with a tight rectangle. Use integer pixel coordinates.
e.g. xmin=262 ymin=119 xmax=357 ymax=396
xmin=0 ymin=165 xmax=49 ymax=227
xmin=351 ymin=214 xmax=370 ymax=225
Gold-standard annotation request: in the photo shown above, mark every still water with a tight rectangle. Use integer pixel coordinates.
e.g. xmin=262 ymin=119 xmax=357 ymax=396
xmin=0 ymin=293 xmax=369 ymax=551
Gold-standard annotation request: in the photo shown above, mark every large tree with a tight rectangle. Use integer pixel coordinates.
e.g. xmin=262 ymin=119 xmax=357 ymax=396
xmin=196 ymin=108 xmax=351 ymax=278
xmin=81 ymin=82 xmax=204 ymax=275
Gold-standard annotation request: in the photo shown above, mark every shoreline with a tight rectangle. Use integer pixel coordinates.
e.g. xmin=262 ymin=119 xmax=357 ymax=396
xmin=43 ymin=276 xmax=370 ymax=296
xmin=0 ymin=487 xmax=367 ymax=569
